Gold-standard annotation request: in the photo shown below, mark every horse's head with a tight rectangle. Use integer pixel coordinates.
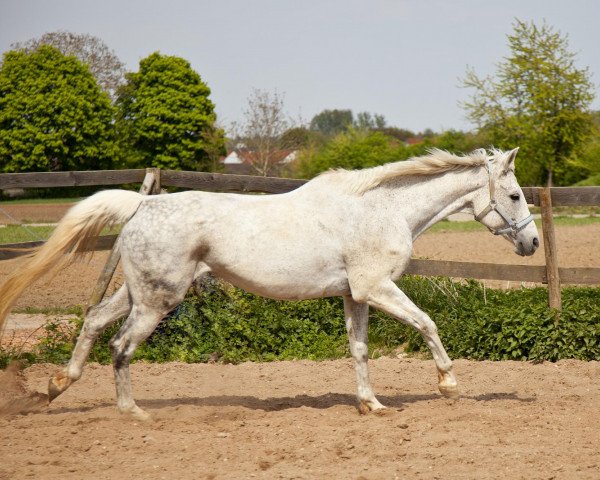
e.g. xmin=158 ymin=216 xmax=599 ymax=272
xmin=472 ymin=148 xmax=539 ymax=256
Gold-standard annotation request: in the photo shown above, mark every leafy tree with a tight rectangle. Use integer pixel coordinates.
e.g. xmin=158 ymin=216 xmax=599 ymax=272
xmin=0 ymin=45 xmax=117 ymax=172
xmin=570 ymin=129 xmax=600 ymax=185
xmin=280 ymin=126 xmax=326 ymax=150
xmin=11 ymin=31 xmax=126 ymax=97
xmin=293 ymin=128 xmax=414 ymax=178
xmin=431 ymin=129 xmax=491 ymax=155
xmin=115 ymin=52 xmax=224 ymax=171
xmin=355 ymin=111 xmax=386 ymax=130
xmin=462 ymin=20 xmax=595 ymax=186
xmin=374 ymin=127 xmax=416 ymax=142
xmin=310 ymin=109 xmax=354 ymax=136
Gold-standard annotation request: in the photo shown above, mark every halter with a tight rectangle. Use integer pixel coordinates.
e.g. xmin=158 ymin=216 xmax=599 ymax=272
xmin=474 ymin=158 xmax=534 ymax=238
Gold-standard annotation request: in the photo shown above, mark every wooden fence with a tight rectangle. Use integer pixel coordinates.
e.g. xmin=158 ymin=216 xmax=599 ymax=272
xmin=1 ymin=168 xmax=600 ymax=309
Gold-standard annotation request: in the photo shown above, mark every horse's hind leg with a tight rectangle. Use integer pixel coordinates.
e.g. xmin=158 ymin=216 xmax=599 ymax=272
xmin=108 ymin=304 xmax=167 ymax=420
xmin=48 ymin=285 xmax=132 ymax=402
xmin=344 ymin=296 xmax=385 ymax=413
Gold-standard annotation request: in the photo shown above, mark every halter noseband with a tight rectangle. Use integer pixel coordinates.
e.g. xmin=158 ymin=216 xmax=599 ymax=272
xmin=474 ymin=158 xmax=534 ymax=238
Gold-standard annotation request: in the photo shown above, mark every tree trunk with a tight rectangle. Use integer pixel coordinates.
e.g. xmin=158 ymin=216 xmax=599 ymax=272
xmin=546 ymin=169 xmax=553 ymax=187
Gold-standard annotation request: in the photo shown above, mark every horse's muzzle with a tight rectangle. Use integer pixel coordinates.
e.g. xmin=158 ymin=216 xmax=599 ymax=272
xmin=516 ymin=236 xmax=539 ymax=256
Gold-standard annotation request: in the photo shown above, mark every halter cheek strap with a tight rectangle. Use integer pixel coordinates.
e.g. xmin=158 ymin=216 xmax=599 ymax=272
xmin=474 ymin=158 xmax=534 ymax=238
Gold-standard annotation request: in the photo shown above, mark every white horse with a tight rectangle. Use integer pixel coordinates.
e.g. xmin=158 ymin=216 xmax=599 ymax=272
xmin=0 ymin=148 xmax=538 ymax=419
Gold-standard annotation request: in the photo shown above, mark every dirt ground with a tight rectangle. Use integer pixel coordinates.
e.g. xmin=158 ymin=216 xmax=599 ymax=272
xmin=0 ymin=203 xmax=73 ymax=225
xmin=0 ymin=359 xmax=599 ymax=479
xmin=1 ymin=203 xmax=599 ymax=479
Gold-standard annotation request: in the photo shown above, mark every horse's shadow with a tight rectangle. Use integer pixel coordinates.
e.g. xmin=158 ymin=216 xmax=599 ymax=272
xmin=47 ymin=390 xmax=535 ymax=415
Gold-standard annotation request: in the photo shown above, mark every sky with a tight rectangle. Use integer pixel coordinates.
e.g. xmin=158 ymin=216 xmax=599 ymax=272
xmin=1 ymin=0 xmax=599 ymax=133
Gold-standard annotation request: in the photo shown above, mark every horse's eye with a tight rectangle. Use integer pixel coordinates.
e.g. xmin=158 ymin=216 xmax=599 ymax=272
xmin=510 ymin=193 xmax=520 ymax=201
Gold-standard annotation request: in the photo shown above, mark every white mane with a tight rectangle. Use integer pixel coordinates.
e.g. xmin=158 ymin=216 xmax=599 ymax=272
xmin=315 ymin=148 xmax=491 ymax=195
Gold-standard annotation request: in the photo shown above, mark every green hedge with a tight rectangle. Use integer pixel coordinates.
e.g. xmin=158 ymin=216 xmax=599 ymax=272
xmin=372 ymin=277 xmax=600 ymax=361
xmin=2 ymin=277 xmax=599 ymax=368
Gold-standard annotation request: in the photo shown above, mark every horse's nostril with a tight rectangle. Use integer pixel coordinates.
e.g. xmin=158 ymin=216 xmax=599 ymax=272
xmin=533 ymin=237 xmax=539 ymax=248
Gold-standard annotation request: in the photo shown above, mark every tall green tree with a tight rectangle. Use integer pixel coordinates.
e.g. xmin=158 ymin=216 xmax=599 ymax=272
xmin=0 ymin=45 xmax=117 ymax=172
xmin=462 ymin=20 xmax=595 ymax=186
xmin=570 ymin=112 xmax=600 ymax=185
xmin=355 ymin=111 xmax=386 ymax=130
xmin=309 ymin=109 xmax=354 ymax=136
xmin=116 ymin=52 xmax=224 ymax=171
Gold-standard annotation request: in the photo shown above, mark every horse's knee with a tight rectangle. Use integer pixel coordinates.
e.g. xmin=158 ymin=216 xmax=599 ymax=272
xmin=350 ymin=340 xmax=369 ymax=362
xmin=418 ymin=315 xmax=438 ymax=338
xmin=424 ymin=319 xmax=438 ymax=337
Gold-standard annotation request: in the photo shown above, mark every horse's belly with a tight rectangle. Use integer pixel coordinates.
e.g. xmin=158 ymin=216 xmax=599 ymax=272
xmin=209 ymin=261 xmax=350 ymax=301
xmin=196 ymin=204 xmax=353 ymax=299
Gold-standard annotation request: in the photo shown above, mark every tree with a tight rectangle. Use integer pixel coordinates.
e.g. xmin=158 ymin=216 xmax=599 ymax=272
xmin=11 ymin=31 xmax=126 ymax=97
xmin=293 ymin=128 xmax=412 ymax=179
xmin=115 ymin=52 xmax=224 ymax=171
xmin=431 ymin=129 xmax=491 ymax=155
xmin=310 ymin=109 xmax=354 ymax=136
xmin=569 ymin=112 xmax=600 ymax=185
xmin=280 ymin=126 xmax=326 ymax=150
xmin=374 ymin=127 xmax=416 ymax=142
xmin=462 ymin=20 xmax=595 ymax=186
xmin=355 ymin=111 xmax=386 ymax=130
xmin=0 ymin=45 xmax=117 ymax=172
xmin=233 ymin=89 xmax=298 ymax=176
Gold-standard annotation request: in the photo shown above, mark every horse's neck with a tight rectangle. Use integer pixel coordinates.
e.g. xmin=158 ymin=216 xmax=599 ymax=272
xmin=373 ymin=168 xmax=485 ymax=239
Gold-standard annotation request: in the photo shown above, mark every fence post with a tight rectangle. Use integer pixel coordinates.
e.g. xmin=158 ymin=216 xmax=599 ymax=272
xmin=87 ymin=168 xmax=160 ymax=310
xmin=539 ymin=187 xmax=561 ymax=311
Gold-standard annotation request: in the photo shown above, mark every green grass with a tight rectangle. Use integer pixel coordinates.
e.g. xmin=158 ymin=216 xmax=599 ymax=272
xmin=427 ymin=220 xmax=487 ymax=233
xmin=426 ymin=216 xmax=600 ymax=234
xmin=0 ymin=225 xmax=56 ymax=243
xmin=12 ymin=305 xmax=84 ymax=316
xmin=0 ymin=224 xmax=122 ymax=244
xmin=551 ymin=216 xmax=600 ymax=227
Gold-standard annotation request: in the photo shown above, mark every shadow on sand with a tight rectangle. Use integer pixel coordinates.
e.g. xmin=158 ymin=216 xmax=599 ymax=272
xmin=42 ymin=389 xmax=535 ymax=416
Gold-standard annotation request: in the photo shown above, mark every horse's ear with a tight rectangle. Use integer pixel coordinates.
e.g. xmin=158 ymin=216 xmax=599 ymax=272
xmin=502 ymin=147 xmax=519 ymax=172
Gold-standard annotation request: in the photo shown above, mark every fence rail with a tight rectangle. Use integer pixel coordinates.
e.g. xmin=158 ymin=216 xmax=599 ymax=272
xmin=2 ymin=168 xmax=600 ymax=203
xmin=1 ymin=168 xmax=600 ymax=309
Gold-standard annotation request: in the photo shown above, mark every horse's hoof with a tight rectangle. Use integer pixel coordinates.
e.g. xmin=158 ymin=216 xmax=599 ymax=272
xmin=48 ymin=374 xmax=71 ymax=403
xmin=438 ymin=383 xmax=460 ymax=400
xmin=358 ymin=399 xmax=386 ymax=415
xmin=47 ymin=381 xmax=61 ymax=404
xmin=121 ymin=405 xmax=153 ymax=422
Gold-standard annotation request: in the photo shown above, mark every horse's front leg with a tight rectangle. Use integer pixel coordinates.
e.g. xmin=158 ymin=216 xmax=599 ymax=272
xmin=343 ymin=296 xmax=385 ymax=413
xmin=361 ymin=280 xmax=459 ymax=399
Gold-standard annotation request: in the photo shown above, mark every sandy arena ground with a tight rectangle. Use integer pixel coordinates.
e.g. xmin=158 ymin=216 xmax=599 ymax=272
xmin=1 ymin=202 xmax=599 ymax=479
xmin=1 ymin=359 xmax=599 ymax=479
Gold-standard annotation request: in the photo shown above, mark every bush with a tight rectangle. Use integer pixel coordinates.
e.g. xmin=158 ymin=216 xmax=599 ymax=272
xmin=2 ymin=277 xmax=599 ymax=367
xmin=81 ymin=278 xmax=348 ymax=364
xmin=373 ymin=277 xmax=600 ymax=361
xmin=293 ymin=128 xmax=414 ymax=178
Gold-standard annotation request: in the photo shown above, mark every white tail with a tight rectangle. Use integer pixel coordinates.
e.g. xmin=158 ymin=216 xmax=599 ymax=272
xmin=0 ymin=190 xmax=144 ymax=333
